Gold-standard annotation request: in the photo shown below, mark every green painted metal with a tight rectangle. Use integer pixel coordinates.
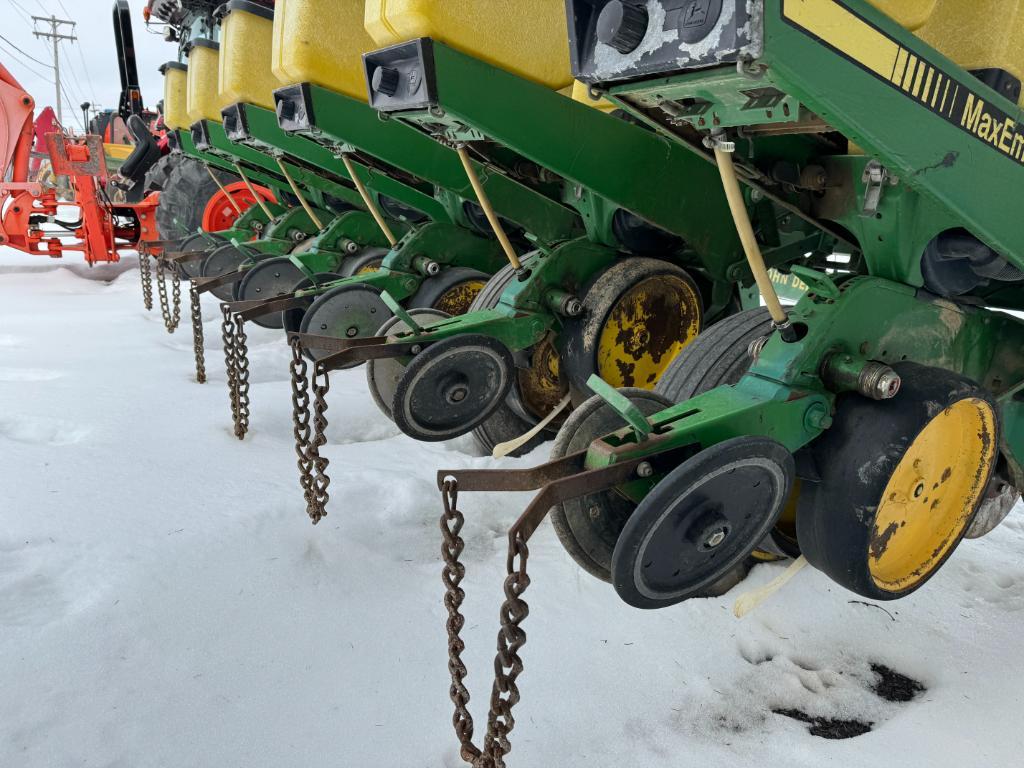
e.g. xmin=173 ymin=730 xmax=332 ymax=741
xmin=583 ymin=275 xmax=1024 ymax=489
xmin=379 ymin=39 xmax=754 ymax=278
xmin=176 ymin=129 xmax=291 ymax=203
xmin=585 ymin=375 xmax=653 ymax=441
xmin=190 ymin=120 xmax=363 ymax=211
xmin=228 ymin=103 xmax=451 ymax=224
xmin=282 ymin=83 xmax=582 ymax=246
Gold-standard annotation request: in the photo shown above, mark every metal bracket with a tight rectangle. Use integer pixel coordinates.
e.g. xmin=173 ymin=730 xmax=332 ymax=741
xmin=380 ymin=291 xmax=422 ymax=335
xmin=860 ymin=160 xmax=898 ymax=218
xmin=789 ymin=266 xmax=840 ymax=300
xmin=586 ymin=374 xmax=653 ymax=442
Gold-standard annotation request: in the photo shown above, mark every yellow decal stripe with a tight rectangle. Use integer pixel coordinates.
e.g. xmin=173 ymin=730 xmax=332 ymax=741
xmin=782 ymin=0 xmax=901 ymax=79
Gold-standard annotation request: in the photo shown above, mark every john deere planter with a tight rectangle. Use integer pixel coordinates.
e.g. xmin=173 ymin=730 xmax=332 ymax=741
xmin=434 ymin=1 xmax=1024 ymax=763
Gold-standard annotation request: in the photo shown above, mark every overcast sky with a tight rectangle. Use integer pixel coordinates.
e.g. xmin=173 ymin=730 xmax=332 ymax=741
xmin=2 ymin=0 xmax=169 ymax=130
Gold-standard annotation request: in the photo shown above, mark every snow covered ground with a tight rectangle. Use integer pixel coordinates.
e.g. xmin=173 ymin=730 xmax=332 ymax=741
xmin=1 ymin=250 xmax=1023 ymax=767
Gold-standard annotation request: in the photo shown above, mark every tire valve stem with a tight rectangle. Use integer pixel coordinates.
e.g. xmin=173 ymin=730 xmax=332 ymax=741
xmin=706 ymin=131 xmax=796 ymax=342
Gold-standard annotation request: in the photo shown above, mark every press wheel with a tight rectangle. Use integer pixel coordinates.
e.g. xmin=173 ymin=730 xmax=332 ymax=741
xmin=177 ymin=233 xmax=217 ymax=279
xmin=281 ymin=273 xmax=345 ymax=335
xmin=200 ymin=243 xmax=250 ymax=302
xmin=392 ymin=334 xmax=514 ymax=442
xmin=655 ymin=308 xmax=800 ymax=558
xmin=561 ymin=258 xmax=703 ymax=396
xmin=798 ymin=363 xmax=998 ymax=600
xmin=612 ymin=437 xmax=795 ymax=609
xmin=298 ymin=284 xmax=390 ymax=365
xmin=235 ymin=257 xmax=306 ymax=330
xmin=366 ymin=308 xmax=452 ymax=420
xmin=550 ymin=388 xmax=675 ymax=581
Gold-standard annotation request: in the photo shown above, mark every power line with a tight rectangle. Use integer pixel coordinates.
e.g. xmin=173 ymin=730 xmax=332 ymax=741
xmin=0 ymin=39 xmax=51 ymax=80
xmin=6 ymin=0 xmax=33 ymax=23
xmin=0 ymin=32 xmax=53 ymax=69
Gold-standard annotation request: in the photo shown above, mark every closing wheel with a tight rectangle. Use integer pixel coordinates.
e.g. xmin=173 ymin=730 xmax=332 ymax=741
xmin=408 ymin=267 xmax=488 ymax=316
xmin=281 ymin=273 xmax=344 ymax=335
xmin=797 ymin=363 xmax=999 ymax=601
xmin=655 ymin=307 xmax=799 ymax=559
xmin=201 ymin=243 xmax=250 ymax=302
xmin=550 ymin=388 xmax=674 ymax=581
xmin=466 ymin=255 xmax=566 ymax=457
xmin=366 ymin=308 xmax=452 ymax=420
xmin=392 ymin=334 xmax=514 ymax=442
xmin=562 ymin=258 xmax=703 ymax=395
xmin=612 ymin=437 xmax=796 ymax=609
xmin=235 ymin=257 xmax=306 ymax=330
xmin=299 ymin=283 xmax=391 ymax=365
xmin=339 ymin=247 xmax=389 ymax=277
xmin=177 ymin=233 xmax=219 ymax=280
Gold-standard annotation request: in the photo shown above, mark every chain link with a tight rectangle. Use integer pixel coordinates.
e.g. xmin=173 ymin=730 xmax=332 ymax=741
xmin=290 ymin=337 xmax=318 ymax=520
xmin=288 ymin=338 xmax=332 ymax=523
xmin=140 ymin=251 xmax=153 ymax=311
xmin=441 ymin=480 xmax=533 ymax=768
xmin=155 ymin=258 xmax=182 ymax=333
xmin=221 ymin=303 xmax=240 ymax=432
xmin=189 ymin=281 xmax=207 ymax=384
xmin=234 ymin=316 xmax=251 ymax=439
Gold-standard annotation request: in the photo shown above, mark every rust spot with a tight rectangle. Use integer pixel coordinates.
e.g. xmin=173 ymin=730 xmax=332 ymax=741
xmin=615 ymin=358 xmax=636 ymax=387
xmin=869 ymin=521 xmax=900 ymax=561
xmin=940 ymin=467 xmax=952 ymax=484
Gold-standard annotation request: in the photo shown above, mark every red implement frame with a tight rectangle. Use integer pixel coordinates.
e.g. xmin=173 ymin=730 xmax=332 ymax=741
xmin=0 ymin=62 xmax=159 ymax=264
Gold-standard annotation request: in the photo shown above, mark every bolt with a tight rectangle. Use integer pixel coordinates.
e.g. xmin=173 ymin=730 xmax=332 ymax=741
xmin=346 ymin=327 xmax=358 ymax=338
xmin=563 ymin=298 xmax=583 ymax=316
xmin=637 ymin=462 xmax=654 ymax=478
xmin=705 ymin=530 xmax=727 ymax=548
xmin=410 ymin=345 xmax=422 ymax=355
xmin=425 ymin=261 xmax=441 ymax=276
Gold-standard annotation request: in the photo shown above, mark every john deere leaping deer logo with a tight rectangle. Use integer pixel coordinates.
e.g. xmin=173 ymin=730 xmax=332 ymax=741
xmin=682 ymin=0 xmax=712 ymax=28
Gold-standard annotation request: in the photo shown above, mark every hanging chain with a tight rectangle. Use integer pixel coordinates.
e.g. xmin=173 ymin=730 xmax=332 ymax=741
xmin=189 ymin=281 xmax=207 ymax=384
xmin=140 ymin=251 xmax=153 ymax=311
xmin=290 ymin=337 xmax=318 ymax=520
xmin=288 ymin=337 xmax=332 ymax=523
xmin=155 ymin=258 xmax=182 ymax=333
xmin=221 ymin=303 xmax=241 ymax=431
xmin=234 ymin=315 xmax=251 ymax=439
xmin=441 ymin=480 xmax=533 ymax=768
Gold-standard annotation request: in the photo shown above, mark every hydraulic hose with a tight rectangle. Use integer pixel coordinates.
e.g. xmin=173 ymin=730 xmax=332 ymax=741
xmin=340 ymin=153 xmax=397 ymax=247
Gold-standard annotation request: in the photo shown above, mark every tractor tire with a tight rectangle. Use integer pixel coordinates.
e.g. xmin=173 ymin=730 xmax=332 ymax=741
xmin=154 ymin=156 xmax=236 ymax=243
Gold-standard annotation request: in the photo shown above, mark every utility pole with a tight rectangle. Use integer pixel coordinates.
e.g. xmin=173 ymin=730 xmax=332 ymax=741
xmin=32 ymin=15 xmax=77 ymax=126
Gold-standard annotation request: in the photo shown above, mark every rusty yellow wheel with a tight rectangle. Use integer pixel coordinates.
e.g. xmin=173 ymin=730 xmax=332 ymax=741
xmin=562 ymin=258 xmax=702 ymax=397
xmin=514 ymin=333 xmax=570 ymax=423
xmin=798 ymin=363 xmax=999 ymax=600
xmin=409 ymin=267 xmax=488 ymax=316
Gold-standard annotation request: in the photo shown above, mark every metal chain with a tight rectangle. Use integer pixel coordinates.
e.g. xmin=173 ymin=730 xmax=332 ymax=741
xmin=155 ymin=258 xmax=182 ymax=333
xmin=234 ymin=316 xmax=251 ymax=439
xmin=290 ymin=337 xmax=318 ymax=520
xmin=140 ymin=251 xmax=153 ymax=311
xmin=189 ymin=281 xmax=207 ymax=384
xmin=221 ymin=303 xmax=241 ymax=433
xmin=288 ymin=338 xmax=332 ymax=523
xmin=309 ymin=360 xmax=332 ymax=520
xmin=441 ymin=480 xmax=532 ymax=768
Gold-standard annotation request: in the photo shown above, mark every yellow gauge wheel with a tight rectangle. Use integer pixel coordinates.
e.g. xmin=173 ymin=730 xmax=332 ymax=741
xmin=565 ymin=258 xmax=704 ymax=395
xmin=431 ymin=277 xmax=486 ymax=316
xmin=798 ymin=363 xmax=998 ymax=601
xmin=869 ymin=397 xmax=996 ymax=592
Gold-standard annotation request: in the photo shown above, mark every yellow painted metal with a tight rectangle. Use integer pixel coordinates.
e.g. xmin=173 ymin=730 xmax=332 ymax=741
xmin=596 ymin=274 xmax=702 ymax=389
xmin=866 ymin=0 xmax=1024 ymax=104
xmin=219 ymin=4 xmax=282 ymax=110
xmin=517 ymin=335 xmax=569 ymax=421
xmin=364 ymin=0 xmax=573 ymax=90
xmin=432 ymin=278 xmax=486 ymax=317
xmin=186 ymin=43 xmax=229 ymax=124
xmin=103 ymin=143 xmax=134 ymax=161
xmin=866 ymin=0 xmax=937 ymax=31
xmin=272 ymin=0 xmax=377 ymax=97
xmin=571 ymin=81 xmax=616 ymax=113
xmin=869 ymin=397 xmax=996 ymax=593
xmin=917 ymin=1 xmax=1024 ymax=103
xmin=162 ymin=64 xmax=189 ymax=131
